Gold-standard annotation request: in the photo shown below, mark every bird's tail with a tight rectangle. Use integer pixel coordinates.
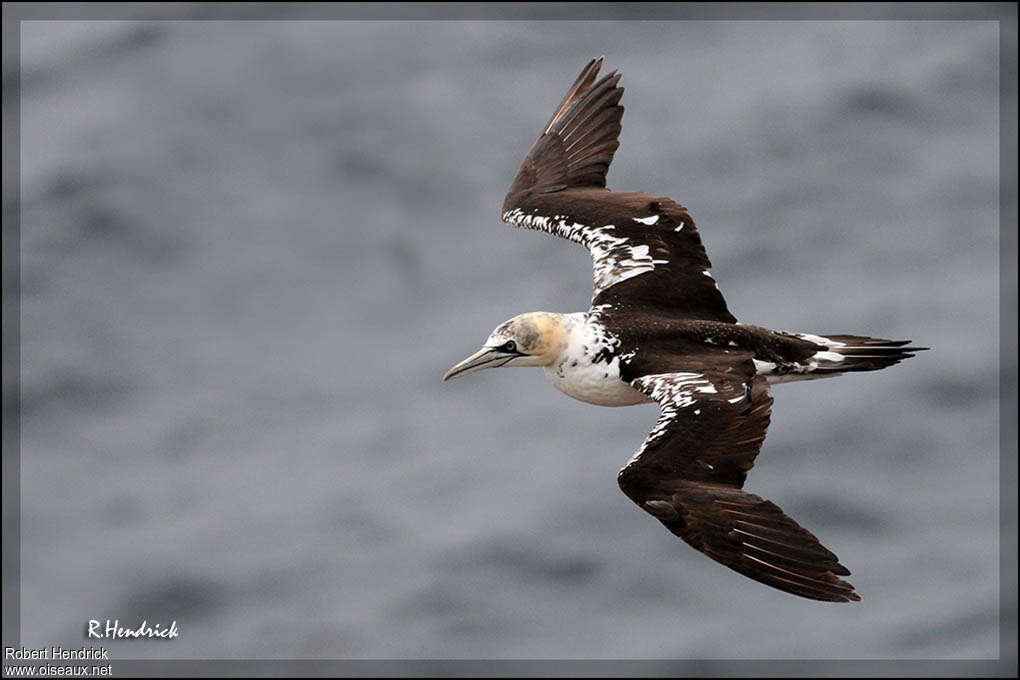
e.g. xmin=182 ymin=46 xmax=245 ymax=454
xmin=797 ymin=333 xmax=929 ymax=375
xmin=762 ymin=332 xmax=928 ymax=384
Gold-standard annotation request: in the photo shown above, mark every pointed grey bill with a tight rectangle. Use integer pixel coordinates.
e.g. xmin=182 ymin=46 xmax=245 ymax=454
xmin=442 ymin=347 xmax=516 ymax=382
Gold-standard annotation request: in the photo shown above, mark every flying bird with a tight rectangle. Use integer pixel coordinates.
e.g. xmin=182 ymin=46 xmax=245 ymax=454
xmin=443 ymin=57 xmax=927 ymax=602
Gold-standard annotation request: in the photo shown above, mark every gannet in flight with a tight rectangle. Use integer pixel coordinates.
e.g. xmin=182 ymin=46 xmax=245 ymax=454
xmin=443 ymin=57 xmax=926 ymax=602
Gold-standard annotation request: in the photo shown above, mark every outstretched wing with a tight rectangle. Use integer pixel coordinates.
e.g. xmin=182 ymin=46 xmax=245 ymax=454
xmin=504 ymin=56 xmax=623 ymax=197
xmin=617 ymin=362 xmax=861 ymax=602
xmin=501 ymin=58 xmax=735 ymax=322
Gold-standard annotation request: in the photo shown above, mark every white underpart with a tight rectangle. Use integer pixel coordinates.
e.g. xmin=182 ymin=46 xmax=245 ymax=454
xmin=543 ymin=311 xmax=651 ymax=408
xmin=503 ymin=208 xmax=669 ymax=298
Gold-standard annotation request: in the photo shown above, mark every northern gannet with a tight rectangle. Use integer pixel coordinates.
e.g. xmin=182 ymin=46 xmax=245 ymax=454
xmin=443 ymin=57 xmax=927 ymax=602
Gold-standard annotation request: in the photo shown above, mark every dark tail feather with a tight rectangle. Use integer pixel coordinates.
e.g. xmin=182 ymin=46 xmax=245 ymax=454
xmin=811 ymin=334 xmax=929 ymax=374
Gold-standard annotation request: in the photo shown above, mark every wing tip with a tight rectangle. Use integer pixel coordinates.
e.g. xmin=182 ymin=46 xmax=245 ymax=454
xmin=509 ymin=57 xmax=626 ymax=198
xmin=577 ymin=56 xmax=604 ymax=85
xmin=585 ymin=55 xmax=606 ymax=73
xmin=832 ymin=579 xmax=863 ymax=603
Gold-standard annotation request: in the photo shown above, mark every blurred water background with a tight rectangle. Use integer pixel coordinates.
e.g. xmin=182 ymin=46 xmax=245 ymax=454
xmin=13 ymin=13 xmax=1009 ymax=660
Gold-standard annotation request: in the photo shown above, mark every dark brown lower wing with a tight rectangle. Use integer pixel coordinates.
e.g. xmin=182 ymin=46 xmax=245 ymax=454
xmin=638 ymin=480 xmax=861 ymax=602
xmin=620 ymin=364 xmax=859 ymax=602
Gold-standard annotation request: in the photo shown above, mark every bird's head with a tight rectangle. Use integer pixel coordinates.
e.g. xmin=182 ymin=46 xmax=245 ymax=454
xmin=442 ymin=312 xmax=570 ymax=382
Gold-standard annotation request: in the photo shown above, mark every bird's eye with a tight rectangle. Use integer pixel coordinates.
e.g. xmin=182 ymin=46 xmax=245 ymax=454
xmin=503 ymin=341 xmax=517 ymax=353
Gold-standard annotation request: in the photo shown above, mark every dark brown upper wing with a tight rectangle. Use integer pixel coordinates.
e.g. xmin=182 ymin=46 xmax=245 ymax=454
xmin=500 ymin=58 xmax=735 ymax=322
xmin=504 ymin=56 xmax=623 ymax=197
xmin=617 ymin=362 xmax=861 ymax=602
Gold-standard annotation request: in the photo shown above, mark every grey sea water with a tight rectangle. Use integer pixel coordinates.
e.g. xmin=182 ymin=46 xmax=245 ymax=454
xmin=13 ymin=17 xmax=1007 ymax=661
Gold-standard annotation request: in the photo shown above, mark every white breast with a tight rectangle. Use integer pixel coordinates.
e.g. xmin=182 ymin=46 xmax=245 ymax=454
xmin=543 ymin=314 xmax=652 ymax=407
xmin=545 ymin=356 xmax=651 ymax=406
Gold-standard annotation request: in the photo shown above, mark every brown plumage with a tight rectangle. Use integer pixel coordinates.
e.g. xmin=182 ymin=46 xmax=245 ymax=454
xmin=618 ymin=365 xmax=861 ymax=602
xmin=502 ymin=57 xmax=734 ymax=321
xmin=454 ymin=57 xmax=929 ymax=602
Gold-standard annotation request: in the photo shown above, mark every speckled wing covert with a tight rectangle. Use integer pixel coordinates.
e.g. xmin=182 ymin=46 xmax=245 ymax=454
xmin=500 ymin=57 xmax=735 ymax=322
xmin=616 ymin=359 xmax=862 ymax=602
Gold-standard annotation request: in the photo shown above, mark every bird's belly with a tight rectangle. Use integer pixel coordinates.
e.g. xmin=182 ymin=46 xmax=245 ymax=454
xmin=545 ymin=356 xmax=652 ymax=407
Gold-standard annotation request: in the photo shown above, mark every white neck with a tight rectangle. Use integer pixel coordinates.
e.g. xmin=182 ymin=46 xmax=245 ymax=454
xmin=542 ymin=313 xmax=651 ymax=407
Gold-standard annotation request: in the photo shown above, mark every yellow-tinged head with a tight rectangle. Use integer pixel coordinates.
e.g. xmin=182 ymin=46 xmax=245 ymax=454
xmin=442 ymin=312 xmax=570 ymax=381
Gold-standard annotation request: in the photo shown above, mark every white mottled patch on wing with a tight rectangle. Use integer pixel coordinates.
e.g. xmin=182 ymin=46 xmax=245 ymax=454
xmin=621 ymin=372 xmax=722 ymax=471
xmin=633 ymin=215 xmax=659 ymax=225
xmin=587 ymin=228 xmax=664 ymax=296
xmin=503 ymin=208 xmax=669 ymax=298
xmin=674 ymin=221 xmax=685 ymax=232
xmin=626 ymin=244 xmax=670 ymax=266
